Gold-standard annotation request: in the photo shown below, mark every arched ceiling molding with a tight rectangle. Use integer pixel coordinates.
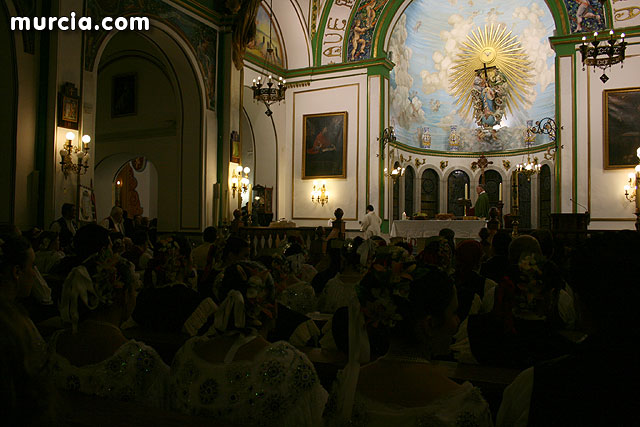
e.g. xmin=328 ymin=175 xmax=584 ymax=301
xmin=315 ymin=0 xmax=570 ymax=67
xmin=270 ymin=0 xmax=312 ymax=69
xmin=377 ymin=0 xmax=570 ymax=59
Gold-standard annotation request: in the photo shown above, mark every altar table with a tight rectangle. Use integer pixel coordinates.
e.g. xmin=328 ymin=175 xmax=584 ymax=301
xmin=390 ymin=220 xmax=486 ymax=239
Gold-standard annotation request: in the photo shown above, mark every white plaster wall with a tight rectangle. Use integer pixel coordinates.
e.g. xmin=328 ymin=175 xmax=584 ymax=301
xmin=582 ymin=41 xmax=640 ymax=230
xmin=368 ymin=75 xmax=381 ymax=215
xmin=46 ymin=0 xmax=85 ymax=228
xmin=241 ymin=79 xmax=278 ymax=211
xmin=286 ymin=72 xmax=368 ymax=230
xmin=271 ymin=0 xmax=312 ymax=69
xmin=87 ymin=24 xmax=207 ymax=231
xmin=558 ymin=55 xmax=574 ymax=215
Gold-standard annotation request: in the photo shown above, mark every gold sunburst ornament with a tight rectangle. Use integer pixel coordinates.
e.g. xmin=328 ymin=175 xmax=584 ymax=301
xmin=450 ymin=24 xmax=533 ymax=127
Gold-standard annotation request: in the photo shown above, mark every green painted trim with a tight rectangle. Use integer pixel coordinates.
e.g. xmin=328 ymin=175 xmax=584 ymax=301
xmin=341 ymin=1 xmax=358 ymax=63
xmin=550 ymin=26 xmax=640 ymax=47
xmin=372 ymin=0 xmax=570 ymax=58
xmin=554 ymin=55 xmax=562 ymax=211
xmin=381 ymin=219 xmax=389 ymax=234
xmin=553 ymin=43 xmax=576 ymax=56
xmin=544 ymin=0 xmax=570 ymax=36
xmin=366 ymin=61 xmax=391 ymax=78
xmin=379 ymin=77 xmax=386 ymax=218
xmin=572 ymin=52 xmax=578 ymax=214
xmin=372 ymin=0 xmax=404 ymax=58
xmin=314 ymin=0 xmax=334 ymax=66
xmin=604 ymin=0 xmax=613 ymax=27
xmin=389 ymin=140 xmax=557 ymax=157
xmin=285 ymin=57 xmax=394 ymax=78
xmin=366 ymin=77 xmax=370 ymax=207
xmin=244 ymin=51 xmax=286 ymax=77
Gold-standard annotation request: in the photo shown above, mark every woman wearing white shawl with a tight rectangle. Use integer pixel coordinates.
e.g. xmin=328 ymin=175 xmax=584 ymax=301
xmin=169 ymin=260 xmax=327 ymax=426
xmin=324 ymin=247 xmax=493 ymax=426
xmin=50 ymin=247 xmax=169 ymax=408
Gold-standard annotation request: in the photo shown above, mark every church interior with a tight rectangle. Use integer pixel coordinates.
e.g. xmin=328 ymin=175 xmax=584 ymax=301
xmin=1 ymin=0 xmax=640 ymax=425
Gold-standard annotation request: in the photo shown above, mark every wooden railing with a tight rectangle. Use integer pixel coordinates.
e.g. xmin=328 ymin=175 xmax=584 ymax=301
xmin=237 ymin=226 xmax=317 ymax=257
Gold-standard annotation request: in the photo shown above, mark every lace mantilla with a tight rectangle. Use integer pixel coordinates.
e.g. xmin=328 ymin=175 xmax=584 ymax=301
xmin=47 ymin=331 xmax=169 ymax=407
xmin=324 ymin=381 xmax=492 ymax=427
xmin=170 ymin=337 xmax=327 ymax=426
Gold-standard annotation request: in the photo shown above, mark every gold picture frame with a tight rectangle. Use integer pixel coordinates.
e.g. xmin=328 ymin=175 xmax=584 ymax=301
xmin=603 ymin=87 xmax=640 ymax=169
xmin=302 ymin=111 xmax=347 ymax=179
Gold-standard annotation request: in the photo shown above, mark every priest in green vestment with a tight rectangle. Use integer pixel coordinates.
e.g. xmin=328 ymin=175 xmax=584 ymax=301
xmin=474 ymin=184 xmax=490 ymax=218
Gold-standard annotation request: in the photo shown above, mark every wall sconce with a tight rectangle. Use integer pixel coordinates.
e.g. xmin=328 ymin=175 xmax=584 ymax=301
xmin=623 ymin=147 xmax=640 ymax=231
xmin=231 ymin=165 xmax=250 ymax=198
xmin=311 ymin=181 xmax=329 ymax=206
xmin=624 ymin=171 xmax=637 ymax=202
xmin=60 ymin=132 xmax=91 ymax=177
xmin=623 ymin=147 xmax=640 ymax=203
xmin=383 ymin=165 xmax=405 ymax=180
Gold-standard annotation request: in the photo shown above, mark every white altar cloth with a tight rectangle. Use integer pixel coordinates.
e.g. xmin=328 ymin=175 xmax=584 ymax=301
xmin=390 ymin=220 xmax=486 ymax=239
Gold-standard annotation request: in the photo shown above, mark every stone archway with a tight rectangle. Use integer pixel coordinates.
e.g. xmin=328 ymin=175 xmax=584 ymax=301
xmin=86 ymin=23 xmax=207 ymax=231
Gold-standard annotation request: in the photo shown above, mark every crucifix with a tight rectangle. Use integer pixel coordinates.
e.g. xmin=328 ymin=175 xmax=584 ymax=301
xmin=471 ymin=154 xmax=493 ymax=185
xmin=475 ymin=64 xmax=497 ymax=83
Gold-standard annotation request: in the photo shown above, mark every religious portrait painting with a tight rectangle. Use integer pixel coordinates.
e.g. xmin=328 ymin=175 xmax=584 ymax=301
xmin=57 ymin=82 xmax=80 ymax=130
xmin=302 ymin=112 xmax=347 ymax=179
xmin=111 ymin=73 xmax=137 ymax=117
xmin=603 ymin=88 xmax=640 ymax=169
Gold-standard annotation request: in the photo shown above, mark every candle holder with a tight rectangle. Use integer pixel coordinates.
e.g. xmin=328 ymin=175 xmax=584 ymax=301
xmin=579 ymin=30 xmax=627 ymax=84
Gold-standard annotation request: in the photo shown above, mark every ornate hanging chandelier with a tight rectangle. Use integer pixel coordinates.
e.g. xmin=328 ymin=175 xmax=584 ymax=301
xmin=250 ymin=0 xmax=286 ymax=116
xmin=579 ymin=30 xmax=627 ymax=83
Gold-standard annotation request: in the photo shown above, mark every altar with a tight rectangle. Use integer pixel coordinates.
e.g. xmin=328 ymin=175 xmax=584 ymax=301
xmin=390 ymin=220 xmax=486 ymax=239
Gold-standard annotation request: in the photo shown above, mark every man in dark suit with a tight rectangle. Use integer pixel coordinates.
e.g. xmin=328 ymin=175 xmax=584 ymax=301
xmin=49 ymin=203 xmax=77 ymax=254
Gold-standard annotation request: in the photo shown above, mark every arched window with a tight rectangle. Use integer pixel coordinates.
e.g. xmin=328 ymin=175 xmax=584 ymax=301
xmin=447 ymin=170 xmax=470 ymax=216
xmin=539 ymin=164 xmax=552 ymax=229
xmin=421 ymin=168 xmax=439 ymax=218
xmin=517 ymin=172 xmax=532 ymax=229
xmin=392 ymin=161 xmax=400 ymax=220
xmin=484 ymin=170 xmax=503 ymax=210
xmin=404 ymin=166 xmax=415 ymax=217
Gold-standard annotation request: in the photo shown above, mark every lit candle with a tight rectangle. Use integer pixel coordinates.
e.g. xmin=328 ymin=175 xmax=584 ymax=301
xmin=464 ymin=183 xmax=469 ymax=199
xmin=621 ymin=33 xmax=626 ymax=42
xmin=248 ymin=185 xmax=252 ymax=214
xmin=581 ymin=36 xmax=586 ymax=46
xmin=499 ymin=182 xmax=503 ymax=201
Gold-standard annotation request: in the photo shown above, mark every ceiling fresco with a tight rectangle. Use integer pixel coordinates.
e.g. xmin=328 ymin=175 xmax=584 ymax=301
xmin=388 ymin=0 xmax=556 ymax=153
xmin=246 ymin=3 xmax=285 ymax=68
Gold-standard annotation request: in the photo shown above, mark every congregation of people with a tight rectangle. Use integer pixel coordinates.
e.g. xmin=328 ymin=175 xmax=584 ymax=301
xmin=1 ymin=203 xmax=639 ymax=426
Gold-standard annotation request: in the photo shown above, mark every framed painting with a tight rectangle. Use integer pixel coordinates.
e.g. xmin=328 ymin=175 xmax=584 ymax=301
xmin=112 ymin=73 xmax=137 ymax=117
xmin=302 ymin=112 xmax=347 ymax=179
xmin=603 ymin=87 xmax=640 ymax=169
xmin=57 ymin=82 xmax=80 ymax=130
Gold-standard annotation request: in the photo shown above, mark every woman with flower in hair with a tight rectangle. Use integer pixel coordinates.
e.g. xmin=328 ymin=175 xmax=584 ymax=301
xmin=170 ymin=260 xmax=328 ymax=426
xmin=324 ymin=246 xmax=492 ymax=427
xmin=467 ymin=235 xmax=575 ymax=368
xmin=132 ymin=236 xmax=202 ymax=333
xmin=50 ymin=244 xmax=169 ymax=407
xmin=277 ymin=243 xmax=318 ymax=315
xmin=170 ymin=261 xmax=327 ymax=426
